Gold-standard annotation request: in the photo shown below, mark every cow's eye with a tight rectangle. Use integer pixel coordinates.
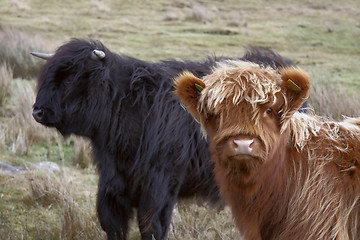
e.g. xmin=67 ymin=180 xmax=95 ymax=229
xmin=206 ymin=113 xmax=216 ymax=121
xmin=266 ymin=108 xmax=273 ymax=114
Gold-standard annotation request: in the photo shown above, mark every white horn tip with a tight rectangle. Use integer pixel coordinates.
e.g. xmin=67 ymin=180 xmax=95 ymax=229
xmin=92 ymin=49 xmax=105 ymax=59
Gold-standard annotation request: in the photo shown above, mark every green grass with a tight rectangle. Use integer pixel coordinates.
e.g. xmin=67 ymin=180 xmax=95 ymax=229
xmin=0 ymin=0 xmax=359 ymax=239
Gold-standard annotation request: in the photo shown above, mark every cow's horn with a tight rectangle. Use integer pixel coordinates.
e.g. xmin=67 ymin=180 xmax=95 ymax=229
xmin=92 ymin=49 xmax=105 ymax=59
xmin=30 ymin=52 xmax=54 ymax=60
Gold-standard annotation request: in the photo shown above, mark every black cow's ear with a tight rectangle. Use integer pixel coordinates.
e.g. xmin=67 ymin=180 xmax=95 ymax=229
xmin=173 ymin=71 xmax=205 ymax=120
xmin=280 ymin=67 xmax=310 ymax=118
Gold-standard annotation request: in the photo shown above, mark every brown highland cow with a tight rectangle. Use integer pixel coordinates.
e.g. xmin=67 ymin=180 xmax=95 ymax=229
xmin=174 ymin=60 xmax=360 ymax=240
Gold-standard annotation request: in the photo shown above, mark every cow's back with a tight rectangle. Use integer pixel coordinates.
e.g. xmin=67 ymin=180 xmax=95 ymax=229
xmin=126 ymin=59 xmax=220 ymax=202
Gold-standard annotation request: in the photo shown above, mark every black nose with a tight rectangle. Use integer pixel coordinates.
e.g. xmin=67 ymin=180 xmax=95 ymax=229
xmin=32 ymin=108 xmax=44 ymax=122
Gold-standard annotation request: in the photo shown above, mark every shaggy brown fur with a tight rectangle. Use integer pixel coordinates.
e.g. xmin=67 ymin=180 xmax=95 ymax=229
xmin=174 ymin=60 xmax=360 ymax=240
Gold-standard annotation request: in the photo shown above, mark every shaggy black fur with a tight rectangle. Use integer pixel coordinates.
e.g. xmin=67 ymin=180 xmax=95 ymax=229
xmin=32 ymin=39 xmax=299 ymax=240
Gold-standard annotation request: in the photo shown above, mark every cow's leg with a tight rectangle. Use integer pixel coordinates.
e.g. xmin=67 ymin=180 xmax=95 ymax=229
xmin=137 ymin=185 xmax=179 ymax=240
xmin=97 ymin=174 xmax=133 ymax=240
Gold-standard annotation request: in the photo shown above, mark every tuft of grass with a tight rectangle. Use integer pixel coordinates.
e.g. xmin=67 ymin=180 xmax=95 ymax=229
xmin=89 ymin=0 xmax=110 ymax=13
xmin=309 ymin=81 xmax=360 ymax=120
xmin=72 ymin=137 xmax=93 ymax=169
xmin=167 ymin=202 xmax=240 ymax=240
xmin=0 ymin=27 xmax=50 ymax=79
xmin=188 ymin=4 xmax=216 ymax=23
xmin=9 ymin=0 xmax=30 ymax=11
xmin=0 ymin=63 xmax=13 ymax=109
xmin=27 ymin=171 xmax=103 ymax=239
xmin=25 ymin=171 xmax=71 ymax=208
xmin=0 ymin=168 xmax=104 ymax=240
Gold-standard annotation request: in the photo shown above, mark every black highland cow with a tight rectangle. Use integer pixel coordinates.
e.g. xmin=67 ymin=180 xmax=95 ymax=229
xmin=31 ymin=39 xmax=299 ymax=240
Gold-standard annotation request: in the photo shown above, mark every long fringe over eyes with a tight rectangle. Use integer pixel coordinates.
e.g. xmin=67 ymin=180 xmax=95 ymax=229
xmin=197 ymin=60 xmax=285 ymax=136
xmin=199 ymin=61 xmax=282 ymax=112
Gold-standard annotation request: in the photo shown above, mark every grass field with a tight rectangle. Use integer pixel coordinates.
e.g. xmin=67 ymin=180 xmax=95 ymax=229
xmin=0 ymin=0 xmax=359 ymax=239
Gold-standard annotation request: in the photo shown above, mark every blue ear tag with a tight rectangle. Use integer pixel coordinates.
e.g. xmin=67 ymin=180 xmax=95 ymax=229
xmin=287 ymin=79 xmax=302 ymax=92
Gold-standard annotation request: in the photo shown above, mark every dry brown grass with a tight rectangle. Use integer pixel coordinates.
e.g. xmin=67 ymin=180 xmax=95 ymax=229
xmin=0 ymin=63 xmax=12 ymax=109
xmin=309 ymin=81 xmax=360 ymax=120
xmin=72 ymin=137 xmax=93 ymax=169
xmin=2 ymin=79 xmax=60 ymax=155
xmin=0 ymin=169 xmax=104 ymax=240
xmin=0 ymin=27 xmax=51 ymax=79
xmin=168 ymin=202 xmax=240 ymax=240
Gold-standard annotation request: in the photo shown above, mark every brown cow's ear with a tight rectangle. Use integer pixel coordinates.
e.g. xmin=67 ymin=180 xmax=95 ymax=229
xmin=173 ymin=71 xmax=205 ymax=120
xmin=280 ymin=67 xmax=310 ymax=117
